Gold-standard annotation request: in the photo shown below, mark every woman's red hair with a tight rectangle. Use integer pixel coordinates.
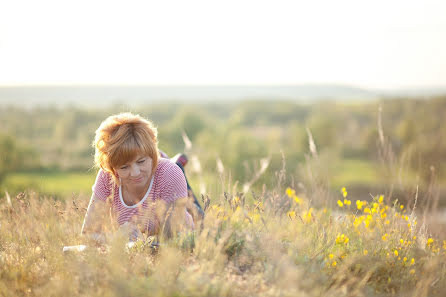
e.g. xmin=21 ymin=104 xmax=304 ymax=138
xmin=93 ymin=112 xmax=159 ymax=185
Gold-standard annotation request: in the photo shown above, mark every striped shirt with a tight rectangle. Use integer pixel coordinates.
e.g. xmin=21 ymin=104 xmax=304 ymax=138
xmin=92 ymin=157 xmax=194 ymax=234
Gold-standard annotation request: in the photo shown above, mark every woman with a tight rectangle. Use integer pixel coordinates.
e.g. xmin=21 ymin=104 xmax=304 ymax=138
xmin=81 ymin=112 xmax=196 ymax=242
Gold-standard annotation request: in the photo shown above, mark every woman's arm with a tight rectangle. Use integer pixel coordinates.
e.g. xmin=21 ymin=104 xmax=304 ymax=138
xmin=81 ymin=194 xmax=110 ymax=236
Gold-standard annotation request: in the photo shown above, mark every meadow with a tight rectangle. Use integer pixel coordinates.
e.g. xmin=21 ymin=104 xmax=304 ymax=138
xmin=1 ymin=98 xmax=446 ymax=296
xmin=1 ymin=170 xmax=445 ymax=297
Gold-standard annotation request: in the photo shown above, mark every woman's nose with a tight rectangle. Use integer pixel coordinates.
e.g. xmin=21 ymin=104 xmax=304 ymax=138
xmin=130 ymin=164 xmax=140 ymax=176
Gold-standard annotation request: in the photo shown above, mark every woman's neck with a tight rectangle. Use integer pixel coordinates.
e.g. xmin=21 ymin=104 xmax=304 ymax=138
xmin=121 ymin=174 xmax=152 ymax=202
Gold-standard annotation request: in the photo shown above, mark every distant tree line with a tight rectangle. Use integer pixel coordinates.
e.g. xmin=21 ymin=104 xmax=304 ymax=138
xmin=0 ymin=96 xmax=445 ymax=186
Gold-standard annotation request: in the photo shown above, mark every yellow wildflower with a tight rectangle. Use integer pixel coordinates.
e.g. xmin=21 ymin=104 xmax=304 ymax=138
xmin=427 ymin=238 xmax=434 ymax=246
xmin=329 ymin=254 xmax=334 ymax=259
xmin=356 ymin=200 xmax=363 ymax=210
xmin=400 ymin=205 xmax=404 ymax=210
xmin=335 ymin=233 xmax=349 ymax=245
xmin=364 ymin=207 xmax=370 ymax=214
xmin=378 ymin=195 xmax=384 ymax=203
xmin=332 ymin=261 xmax=337 ymax=267
xmin=382 ymin=233 xmax=388 ymax=241
xmin=410 ymin=258 xmax=415 ymax=265
xmin=341 ymin=187 xmax=347 ymax=198
xmin=287 ymin=210 xmax=296 ymax=220
xmin=286 ymin=187 xmax=296 ymax=198
xmin=344 ymin=199 xmax=351 ymax=206
xmin=337 ymin=200 xmax=344 ymax=207
xmin=303 ymin=208 xmax=313 ymax=222
xmin=363 ymin=250 xmax=368 ymax=255
xmin=403 ymin=257 xmax=407 ymax=262
xmin=394 ymin=250 xmax=398 ymax=257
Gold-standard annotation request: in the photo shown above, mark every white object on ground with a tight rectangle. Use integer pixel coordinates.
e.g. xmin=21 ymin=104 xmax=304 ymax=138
xmin=63 ymin=245 xmax=87 ymax=252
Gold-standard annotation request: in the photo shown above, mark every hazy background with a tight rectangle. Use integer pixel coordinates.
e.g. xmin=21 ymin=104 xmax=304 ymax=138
xmin=1 ymin=0 xmax=446 ymax=210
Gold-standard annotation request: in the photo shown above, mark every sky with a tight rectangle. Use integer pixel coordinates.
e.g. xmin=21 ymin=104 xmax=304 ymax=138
xmin=0 ymin=0 xmax=445 ymax=89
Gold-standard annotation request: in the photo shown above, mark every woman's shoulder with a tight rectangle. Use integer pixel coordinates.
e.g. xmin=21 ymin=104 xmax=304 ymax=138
xmin=156 ymin=157 xmax=180 ymax=175
xmin=154 ymin=157 xmax=187 ymax=199
xmin=155 ymin=158 xmax=185 ymax=183
xmin=93 ymin=169 xmax=115 ymax=200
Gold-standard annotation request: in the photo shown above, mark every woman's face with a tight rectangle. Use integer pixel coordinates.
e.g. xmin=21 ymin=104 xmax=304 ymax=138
xmin=115 ymin=154 xmax=153 ymax=188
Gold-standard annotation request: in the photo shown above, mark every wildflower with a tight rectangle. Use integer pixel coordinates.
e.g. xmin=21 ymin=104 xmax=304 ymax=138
xmin=364 ymin=207 xmax=370 ymax=214
xmin=332 ymin=261 xmax=337 ymax=267
xmin=356 ymin=200 xmax=363 ymax=210
xmin=337 ymin=200 xmax=344 ymax=207
xmin=394 ymin=250 xmax=399 ymax=257
xmin=381 ymin=213 xmax=387 ymax=219
xmin=400 ymin=205 xmax=404 ymax=210
xmin=413 ymin=236 xmax=417 ymax=240
xmin=400 ymin=239 xmax=404 ymax=244
xmin=294 ymin=196 xmax=302 ymax=204
xmin=427 ymin=238 xmax=434 ymax=246
xmin=251 ymin=213 xmax=261 ymax=223
xmin=286 ymin=187 xmax=296 ymax=198
xmin=385 ymin=220 xmax=390 ymax=225
xmin=410 ymin=258 xmax=415 ymax=265
xmin=341 ymin=187 xmax=348 ymax=198
xmin=287 ymin=210 xmax=296 ymax=220
xmin=303 ymin=208 xmax=313 ymax=222
xmin=329 ymin=254 xmax=334 ymax=259
xmin=403 ymin=257 xmax=407 ymax=262
xmin=363 ymin=250 xmax=368 ymax=255
xmin=233 ymin=196 xmax=240 ymax=205
xmin=344 ymin=199 xmax=351 ymax=206
xmin=382 ymin=233 xmax=388 ymax=241
xmin=378 ymin=195 xmax=384 ymax=203
xmin=353 ymin=217 xmax=362 ymax=227
xmin=336 ymin=233 xmax=349 ymax=245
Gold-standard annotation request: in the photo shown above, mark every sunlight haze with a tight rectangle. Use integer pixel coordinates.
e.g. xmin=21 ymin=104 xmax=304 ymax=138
xmin=0 ymin=0 xmax=445 ymax=89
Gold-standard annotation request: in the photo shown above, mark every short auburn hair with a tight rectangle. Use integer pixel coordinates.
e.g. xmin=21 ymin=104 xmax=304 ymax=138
xmin=93 ymin=112 xmax=159 ymax=185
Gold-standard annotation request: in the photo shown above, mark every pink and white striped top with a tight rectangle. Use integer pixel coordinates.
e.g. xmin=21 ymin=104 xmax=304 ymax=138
xmin=92 ymin=157 xmax=194 ymax=234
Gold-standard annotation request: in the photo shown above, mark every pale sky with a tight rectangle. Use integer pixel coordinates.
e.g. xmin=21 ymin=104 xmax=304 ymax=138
xmin=0 ymin=0 xmax=445 ymax=89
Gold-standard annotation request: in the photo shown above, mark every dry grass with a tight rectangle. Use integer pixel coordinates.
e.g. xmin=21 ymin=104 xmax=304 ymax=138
xmin=1 ymin=182 xmax=445 ymax=297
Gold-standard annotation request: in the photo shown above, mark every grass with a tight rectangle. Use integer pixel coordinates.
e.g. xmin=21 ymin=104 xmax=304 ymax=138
xmin=0 ymin=180 xmax=445 ymax=297
xmin=1 ymin=171 xmax=96 ymax=197
xmin=331 ymin=159 xmax=381 ymax=189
